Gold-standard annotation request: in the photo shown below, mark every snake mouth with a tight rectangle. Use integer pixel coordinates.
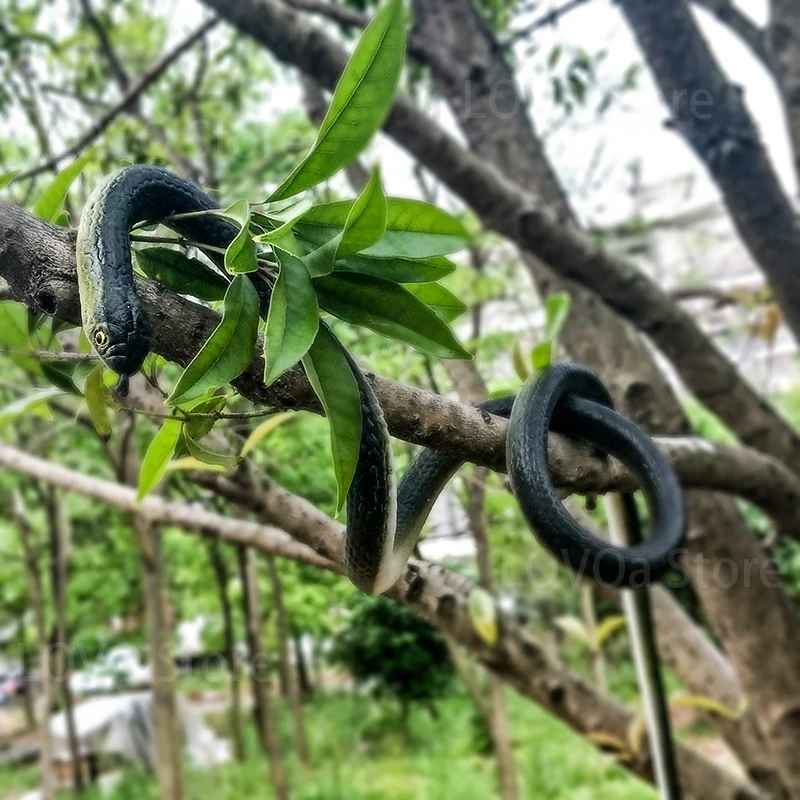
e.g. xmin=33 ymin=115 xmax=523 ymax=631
xmin=104 ymin=339 xmax=148 ymax=377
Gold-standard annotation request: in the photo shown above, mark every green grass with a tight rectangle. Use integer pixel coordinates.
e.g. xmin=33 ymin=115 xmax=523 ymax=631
xmin=0 ymin=691 xmax=655 ymax=799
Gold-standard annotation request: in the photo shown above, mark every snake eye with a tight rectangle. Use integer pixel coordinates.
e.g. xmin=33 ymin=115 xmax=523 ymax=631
xmin=93 ymin=329 xmax=108 ymax=349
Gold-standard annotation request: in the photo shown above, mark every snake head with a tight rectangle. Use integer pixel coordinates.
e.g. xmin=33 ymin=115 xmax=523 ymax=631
xmin=89 ymin=291 xmax=151 ymax=382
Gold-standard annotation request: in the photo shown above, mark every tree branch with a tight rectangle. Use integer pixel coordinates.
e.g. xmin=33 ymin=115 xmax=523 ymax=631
xmin=0 ymin=441 xmax=766 ymax=799
xmin=616 ymin=0 xmax=800 ymax=351
xmin=0 ymin=442 xmax=335 ymax=571
xmin=692 ymin=0 xmax=770 ymax=68
xmin=766 ymin=0 xmax=800 ymax=186
xmin=198 ymin=0 xmax=800 ymax=483
xmin=16 ymin=18 xmax=218 ymax=180
xmin=201 ymin=465 xmax=767 ymax=800
xmin=3 ymin=198 xmax=800 ymax=534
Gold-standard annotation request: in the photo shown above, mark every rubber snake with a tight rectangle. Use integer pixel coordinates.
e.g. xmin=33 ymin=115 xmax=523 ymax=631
xmin=76 ymin=166 xmax=686 ymax=596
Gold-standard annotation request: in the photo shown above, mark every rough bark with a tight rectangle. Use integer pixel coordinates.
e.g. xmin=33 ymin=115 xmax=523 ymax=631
xmin=197 ymin=0 xmax=800 ymax=480
xmin=207 ymin=540 xmax=246 ymax=762
xmin=237 ymin=547 xmax=289 ymax=800
xmin=206 ymin=466 xmax=769 ymax=800
xmin=5 ymin=202 xmax=800 ymax=526
xmin=265 ymin=553 xmax=310 ymax=765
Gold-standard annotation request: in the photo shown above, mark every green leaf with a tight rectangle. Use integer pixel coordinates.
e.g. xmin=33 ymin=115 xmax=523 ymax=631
xmin=0 ymin=302 xmax=42 ymax=376
xmin=137 ymin=416 xmax=182 ymax=500
xmin=168 ymin=274 xmax=260 ymax=405
xmin=512 ymin=339 xmax=531 ymax=382
xmin=554 ymin=615 xmax=591 ymax=646
xmin=298 ymin=197 xmax=470 ymax=259
xmin=544 ymin=291 xmax=571 ymax=342
xmin=135 ymin=248 xmax=229 ymax=301
xmin=303 ymin=166 xmax=387 ymax=279
xmin=265 ymin=251 xmax=319 ymax=385
xmin=183 ymin=395 xmax=228 ymax=444
xmin=532 ymin=292 xmax=571 ymax=372
xmin=314 ymin=272 xmax=471 ymax=359
xmin=301 ymin=324 xmax=361 ymax=514
xmin=240 ymin=412 xmax=294 ymax=458
xmin=0 ymin=388 xmax=62 ymax=430
xmin=670 ymin=694 xmax=740 ymax=721
xmin=167 ymin=457 xmax=227 ymax=474
xmin=84 ymin=365 xmax=111 ymax=437
xmin=253 ymin=215 xmax=306 ymax=258
xmin=0 ymin=171 xmax=19 ymax=191
xmin=270 ymin=0 xmax=406 ymax=200
xmin=337 ymin=254 xmax=455 ymax=283
xmin=33 ymin=150 xmax=94 ymax=223
xmin=221 ymin=199 xmax=259 ymax=274
xmin=468 ymin=588 xmax=498 ymax=646
xmin=303 ymin=234 xmax=343 ymax=278
xmin=41 ymin=362 xmax=81 ymax=395
xmin=404 ymin=282 xmax=468 ymax=322
xmin=339 ymin=166 xmax=387 ymax=257
xmin=593 ymin=614 xmax=627 ymax=650
xmin=531 ymin=341 xmax=552 ymax=371
xmin=185 ymin=432 xmax=240 ymax=468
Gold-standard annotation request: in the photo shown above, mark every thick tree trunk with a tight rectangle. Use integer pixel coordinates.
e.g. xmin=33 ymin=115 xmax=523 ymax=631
xmin=265 ymin=554 xmax=310 ymax=765
xmin=134 ymin=519 xmax=184 ymax=800
xmin=410 ymin=0 xmax=797 ymax=791
xmin=293 ymin=635 xmax=312 ymax=695
xmin=207 ymin=540 xmax=246 ymax=763
xmin=616 ymin=0 xmax=800 ymax=346
xmin=13 ymin=491 xmax=56 ymax=800
xmin=237 ymin=547 xmax=289 ymax=800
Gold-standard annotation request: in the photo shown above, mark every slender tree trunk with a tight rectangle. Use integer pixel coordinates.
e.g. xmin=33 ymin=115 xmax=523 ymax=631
xmin=46 ymin=489 xmax=83 ymax=793
xmin=265 ymin=553 xmax=310 ymax=765
xmin=17 ymin=616 xmax=36 ymax=732
xmin=134 ymin=519 xmax=184 ymax=800
xmin=580 ymin=585 xmax=607 ymax=693
xmin=443 ymin=634 xmax=491 ymax=722
xmin=293 ymin=635 xmax=312 ymax=695
xmin=237 ymin=547 xmax=289 ymax=800
xmin=207 ymin=540 xmax=246 ymax=762
xmin=116 ymin=415 xmax=184 ymax=800
xmin=446 ymin=359 xmax=520 ymax=800
xmin=13 ymin=490 xmax=56 ymax=800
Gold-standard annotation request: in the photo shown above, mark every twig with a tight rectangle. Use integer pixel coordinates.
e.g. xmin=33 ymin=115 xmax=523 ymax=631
xmin=507 ymin=0 xmax=591 ymax=43
xmin=130 ymin=234 xmax=228 ymax=254
xmin=16 ymin=18 xmax=219 ymax=180
xmin=0 ymin=442 xmax=335 ymax=570
xmin=0 ymin=347 xmax=97 ymax=363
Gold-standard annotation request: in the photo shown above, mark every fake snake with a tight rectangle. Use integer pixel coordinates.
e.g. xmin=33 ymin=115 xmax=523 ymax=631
xmin=76 ymin=166 xmax=686 ymax=596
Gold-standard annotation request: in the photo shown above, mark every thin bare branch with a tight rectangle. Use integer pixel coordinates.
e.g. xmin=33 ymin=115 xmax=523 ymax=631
xmin=17 ymin=18 xmax=218 ymax=180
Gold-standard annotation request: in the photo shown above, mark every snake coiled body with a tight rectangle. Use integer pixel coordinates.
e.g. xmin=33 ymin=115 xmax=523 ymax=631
xmin=77 ymin=166 xmax=686 ymax=595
